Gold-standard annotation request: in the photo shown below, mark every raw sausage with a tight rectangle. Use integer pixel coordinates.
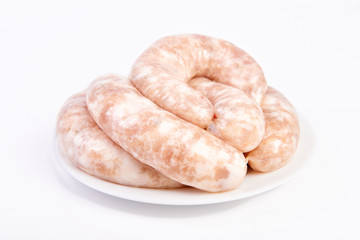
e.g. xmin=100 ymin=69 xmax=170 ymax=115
xmin=189 ymin=77 xmax=265 ymax=152
xmin=86 ymin=75 xmax=248 ymax=192
xmin=130 ymin=34 xmax=266 ymax=128
xmin=246 ymin=87 xmax=300 ymax=172
xmin=56 ymin=92 xmax=182 ymax=188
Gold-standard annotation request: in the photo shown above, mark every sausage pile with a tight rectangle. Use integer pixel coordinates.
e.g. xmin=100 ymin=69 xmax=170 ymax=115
xmin=56 ymin=34 xmax=300 ymax=192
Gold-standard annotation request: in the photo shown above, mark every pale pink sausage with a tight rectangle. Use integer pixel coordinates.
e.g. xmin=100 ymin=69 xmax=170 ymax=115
xmin=246 ymin=87 xmax=300 ymax=172
xmin=86 ymin=75 xmax=248 ymax=192
xmin=189 ymin=77 xmax=265 ymax=152
xmin=56 ymin=92 xmax=182 ymax=188
xmin=130 ymin=34 xmax=266 ymax=128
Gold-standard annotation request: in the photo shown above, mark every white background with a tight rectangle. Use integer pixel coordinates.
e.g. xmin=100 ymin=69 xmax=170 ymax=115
xmin=1 ymin=0 xmax=360 ymax=239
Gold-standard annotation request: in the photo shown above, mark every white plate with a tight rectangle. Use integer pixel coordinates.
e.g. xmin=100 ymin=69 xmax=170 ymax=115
xmin=55 ymin=116 xmax=312 ymax=205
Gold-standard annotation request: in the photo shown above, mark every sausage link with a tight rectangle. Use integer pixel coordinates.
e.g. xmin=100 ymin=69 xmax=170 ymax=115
xmin=246 ymin=87 xmax=300 ymax=172
xmin=130 ymin=34 xmax=266 ymax=128
xmin=56 ymin=92 xmax=182 ymax=188
xmin=189 ymin=77 xmax=265 ymax=152
xmin=86 ymin=75 xmax=248 ymax=192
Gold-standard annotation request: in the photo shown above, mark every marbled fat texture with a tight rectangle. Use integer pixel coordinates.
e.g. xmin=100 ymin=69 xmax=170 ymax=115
xmin=86 ymin=75 xmax=247 ymax=192
xmin=55 ymin=34 xmax=300 ymax=192
xmin=56 ymin=92 xmax=182 ymax=188
xmin=130 ymin=34 xmax=267 ymax=128
xmin=246 ymin=87 xmax=300 ymax=172
xmin=189 ymin=77 xmax=265 ymax=153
